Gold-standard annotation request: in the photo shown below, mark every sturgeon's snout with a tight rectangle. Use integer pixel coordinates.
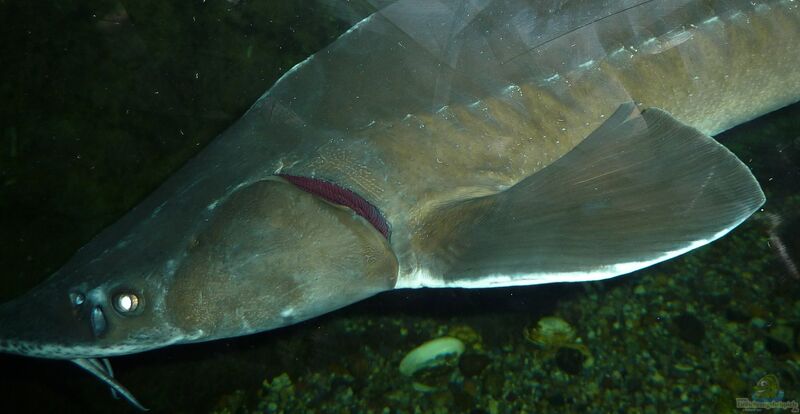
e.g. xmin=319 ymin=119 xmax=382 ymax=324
xmin=0 ymin=283 xmax=98 ymax=359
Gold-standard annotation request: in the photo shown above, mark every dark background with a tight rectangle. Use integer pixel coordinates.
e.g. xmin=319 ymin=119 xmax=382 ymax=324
xmin=0 ymin=1 xmax=798 ymax=413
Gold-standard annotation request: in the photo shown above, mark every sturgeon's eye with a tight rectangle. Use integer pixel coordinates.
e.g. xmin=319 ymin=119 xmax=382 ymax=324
xmin=113 ymin=292 xmax=140 ymax=314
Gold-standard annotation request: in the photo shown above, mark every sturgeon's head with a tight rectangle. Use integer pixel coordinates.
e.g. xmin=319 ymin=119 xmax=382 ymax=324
xmin=0 ymin=265 xmax=180 ymax=360
xmin=0 ymin=241 xmax=190 ymax=410
xmin=0 ymin=176 xmax=398 ymax=409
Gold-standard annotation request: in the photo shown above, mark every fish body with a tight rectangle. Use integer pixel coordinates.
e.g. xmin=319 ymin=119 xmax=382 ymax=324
xmin=0 ymin=0 xmax=798 ymax=409
xmin=279 ymin=0 xmax=799 ymax=288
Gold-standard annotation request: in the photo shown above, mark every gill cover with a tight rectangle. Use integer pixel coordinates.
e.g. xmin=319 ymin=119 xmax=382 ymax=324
xmin=163 ymin=177 xmax=398 ymax=341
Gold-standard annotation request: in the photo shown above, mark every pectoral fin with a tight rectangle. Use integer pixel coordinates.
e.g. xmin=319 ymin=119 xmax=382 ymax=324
xmin=405 ymin=103 xmax=765 ymax=288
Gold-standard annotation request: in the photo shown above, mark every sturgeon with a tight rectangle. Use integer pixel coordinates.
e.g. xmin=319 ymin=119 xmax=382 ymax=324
xmin=1 ymin=0 xmax=798 ymax=409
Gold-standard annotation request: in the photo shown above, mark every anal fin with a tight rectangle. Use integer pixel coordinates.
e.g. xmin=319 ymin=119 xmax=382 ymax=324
xmin=403 ymin=103 xmax=765 ymax=288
